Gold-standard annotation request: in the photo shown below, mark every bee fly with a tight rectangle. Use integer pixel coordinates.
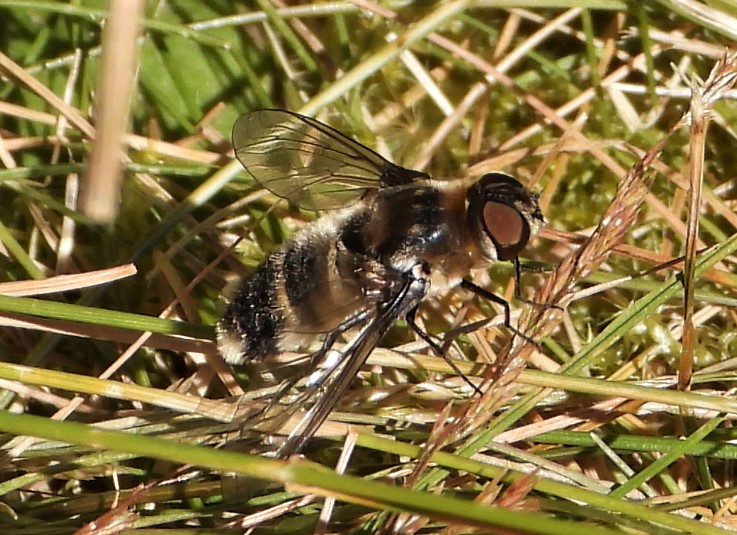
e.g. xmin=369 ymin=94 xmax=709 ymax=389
xmin=217 ymin=109 xmax=543 ymax=456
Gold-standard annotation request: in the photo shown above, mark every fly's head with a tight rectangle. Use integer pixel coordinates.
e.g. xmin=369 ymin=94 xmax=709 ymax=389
xmin=467 ymin=173 xmax=543 ymax=262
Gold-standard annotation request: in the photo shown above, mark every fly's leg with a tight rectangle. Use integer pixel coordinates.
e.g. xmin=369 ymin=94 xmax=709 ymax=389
xmin=460 ymin=278 xmax=539 ymax=347
xmin=276 ymin=261 xmax=432 ymax=457
xmin=306 ymin=309 xmax=373 ymax=373
xmin=405 ymin=307 xmax=483 ymax=396
xmin=512 ymin=258 xmax=561 ymax=312
xmin=263 ymin=308 xmax=373 ymax=415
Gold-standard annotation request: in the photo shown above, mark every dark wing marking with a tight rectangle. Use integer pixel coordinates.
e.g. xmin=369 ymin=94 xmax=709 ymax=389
xmin=232 ymin=109 xmax=429 ymax=211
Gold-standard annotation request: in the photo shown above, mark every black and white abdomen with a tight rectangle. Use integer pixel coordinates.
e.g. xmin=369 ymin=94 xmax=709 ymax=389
xmin=216 ymin=252 xmax=285 ymax=364
xmin=216 ymin=205 xmax=373 ymax=365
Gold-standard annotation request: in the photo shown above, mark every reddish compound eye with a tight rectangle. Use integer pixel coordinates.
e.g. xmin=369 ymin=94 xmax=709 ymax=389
xmin=482 ymin=201 xmax=529 ymax=261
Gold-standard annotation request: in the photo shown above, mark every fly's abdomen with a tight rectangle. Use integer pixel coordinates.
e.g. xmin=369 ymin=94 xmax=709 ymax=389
xmin=277 ymin=231 xmax=368 ymax=345
xmin=217 ymin=213 xmax=370 ymax=365
xmin=217 ymin=253 xmax=285 ymax=364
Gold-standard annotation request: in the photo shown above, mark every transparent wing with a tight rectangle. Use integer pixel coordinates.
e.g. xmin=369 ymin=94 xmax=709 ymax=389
xmin=234 ymin=270 xmax=423 ymax=457
xmin=275 ymin=266 xmax=428 ymax=457
xmin=232 ymin=109 xmax=427 ymax=211
xmin=275 ymin=313 xmax=391 ymax=457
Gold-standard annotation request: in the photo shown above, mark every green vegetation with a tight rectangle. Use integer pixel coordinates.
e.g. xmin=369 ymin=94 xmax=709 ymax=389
xmin=1 ymin=1 xmax=737 ymax=533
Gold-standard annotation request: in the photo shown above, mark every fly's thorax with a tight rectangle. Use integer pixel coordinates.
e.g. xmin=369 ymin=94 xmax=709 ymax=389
xmin=466 ymin=173 xmax=543 ymax=263
xmin=331 ymin=178 xmax=478 ymax=299
xmin=365 ymin=180 xmax=470 ymax=269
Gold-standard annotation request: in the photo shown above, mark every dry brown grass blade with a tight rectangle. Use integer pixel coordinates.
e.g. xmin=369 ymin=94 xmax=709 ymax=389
xmin=315 ymin=431 xmax=358 ymax=534
xmin=514 ymin=56 xmax=737 ymax=356
xmin=464 ymin=53 xmax=737 ymax=452
xmin=0 ymin=52 xmax=94 ymax=138
xmin=0 ymin=264 xmax=136 ymax=296
xmin=678 ymin=50 xmax=737 ymax=390
xmin=539 ymin=226 xmax=736 ymax=289
xmin=411 ymin=82 xmax=488 ymax=171
xmin=81 ymin=0 xmax=144 ymax=223
xmin=495 ymin=397 xmax=632 ymax=444
xmin=0 ymin=313 xmax=211 ymax=353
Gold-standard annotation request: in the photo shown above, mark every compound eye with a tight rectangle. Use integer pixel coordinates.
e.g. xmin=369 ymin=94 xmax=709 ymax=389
xmin=482 ymin=201 xmax=529 ymax=261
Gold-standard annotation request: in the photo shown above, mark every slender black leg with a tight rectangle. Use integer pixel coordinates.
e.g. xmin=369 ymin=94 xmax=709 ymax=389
xmin=513 ymin=259 xmax=562 ymax=311
xmin=308 ymin=309 xmax=372 ymax=367
xmin=405 ymin=307 xmax=483 ymax=396
xmin=276 ymin=261 xmax=431 ymax=457
xmin=460 ymin=278 xmax=539 ymax=347
xmin=264 ymin=309 xmax=373 ymax=414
